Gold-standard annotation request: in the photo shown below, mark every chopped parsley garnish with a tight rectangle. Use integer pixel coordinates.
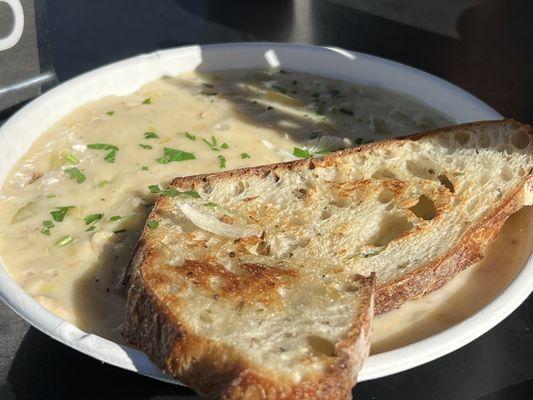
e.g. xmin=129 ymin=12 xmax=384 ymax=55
xmin=241 ymin=152 xmax=251 ymax=159
xmin=46 ymin=194 xmax=56 ymax=199
xmin=156 ymin=147 xmax=196 ymax=164
xmin=85 ymin=226 xmax=97 ymax=232
xmin=293 ymin=147 xmax=311 ymax=158
xmin=218 ymin=155 xmax=227 ymax=169
xmin=65 ymin=167 xmax=86 ymax=183
xmin=106 ymin=111 xmax=115 ymax=116
xmin=142 ymin=97 xmax=151 ymax=104
xmin=84 ymin=213 xmax=104 ymax=225
xmin=50 ymin=206 xmax=74 ymax=222
xmin=87 ymin=143 xmax=119 ymax=163
xmin=98 ymin=180 xmax=110 ymax=188
xmin=141 ymin=166 xmax=149 ymax=171
xmin=148 ymin=184 xmax=200 ymax=198
xmin=184 ymin=132 xmax=196 ymax=141
xmin=66 ymin=154 xmax=80 ymax=164
xmin=144 ymin=131 xmax=159 ymax=139
xmin=202 ymin=136 xmax=220 ymax=151
xmin=41 ymin=220 xmax=54 ymax=235
xmin=113 ymin=229 xmax=127 ymax=234
xmin=220 ymin=143 xmax=229 ymax=149
xmin=339 ymin=108 xmax=354 ymax=116
xmin=147 ymin=220 xmax=159 ymax=229
xmin=204 ymin=202 xmax=218 ymax=208
xmin=56 ymin=235 xmax=73 ymax=246
xmin=271 ymin=85 xmax=287 ymax=94
xmin=139 ymin=144 xmax=153 ymax=149
xmin=110 ymin=215 xmax=121 ymax=221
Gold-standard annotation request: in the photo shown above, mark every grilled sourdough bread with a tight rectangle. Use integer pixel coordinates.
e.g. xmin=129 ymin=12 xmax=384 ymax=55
xmin=124 ymin=119 xmax=532 ymax=398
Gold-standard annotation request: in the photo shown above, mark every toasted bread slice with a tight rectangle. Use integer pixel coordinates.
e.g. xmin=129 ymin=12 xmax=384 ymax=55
xmin=124 ymin=119 xmax=531 ymax=397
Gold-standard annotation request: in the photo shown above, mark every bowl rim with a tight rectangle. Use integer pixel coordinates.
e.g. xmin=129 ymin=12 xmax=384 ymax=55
xmin=0 ymin=42 xmax=529 ymax=384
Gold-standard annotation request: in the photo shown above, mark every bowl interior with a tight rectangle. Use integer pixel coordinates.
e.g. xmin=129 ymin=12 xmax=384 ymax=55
xmin=1 ymin=43 xmax=526 ymax=384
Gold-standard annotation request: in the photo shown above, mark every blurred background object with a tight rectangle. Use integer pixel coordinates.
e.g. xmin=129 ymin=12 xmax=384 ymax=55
xmin=0 ymin=0 xmax=56 ymax=113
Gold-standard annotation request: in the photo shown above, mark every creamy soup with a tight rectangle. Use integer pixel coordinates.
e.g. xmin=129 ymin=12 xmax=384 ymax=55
xmin=1 ymin=68 xmax=523 ymax=353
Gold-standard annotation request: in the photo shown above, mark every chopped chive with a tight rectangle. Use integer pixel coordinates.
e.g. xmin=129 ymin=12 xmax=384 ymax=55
xmin=113 ymin=229 xmax=127 ymax=234
xmin=156 ymin=147 xmax=196 ymax=164
xmin=184 ymin=132 xmax=196 ymax=141
xmin=105 ymin=111 xmax=115 ymax=116
xmin=50 ymin=206 xmax=74 ymax=222
xmin=220 ymin=143 xmax=229 ymax=149
xmin=141 ymin=166 xmax=149 ymax=171
xmin=339 ymin=108 xmax=354 ymax=116
xmin=204 ymin=202 xmax=218 ymax=208
xmin=142 ymin=98 xmax=151 ymax=104
xmin=148 ymin=184 xmax=161 ymax=193
xmin=66 ymin=154 xmax=80 ymax=164
xmin=110 ymin=215 xmax=121 ymax=221
xmin=41 ymin=220 xmax=54 ymax=235
xmin=144 ymin=131 xmax=159 ymax=139
xmin=218 ymin=155 xmax=227 ymax=169
xmin=139 ymin=144 xmax=153 ymax=150
xmin=43 ymin=220 xmax=54 ymax=228
xmin=201 ymin=90 xmax=218 ymax=96
xmin=271 ymin=85 xmax=287 ymax=94
xmin=99 ymin=180 xmax=110 ymax=188
xmin=65 ymin=167 xmax=86 ymax=183
xmin=293 ymin=147 xmax=311 ymax=158
xmin=104 ymin=150 xmax=117 ymax=163
xmin=147 ymin=220 xmax=159 ymax=229
xmin=87 ymin=143 xmax=118 ymax=151
xmin=240 ymin=152 xmax=251 ymax=159
xmin=84 ymin=213 xmax=104 ymax=225
xmin=148 ymin=184 xmax=200 ymax=198
xmin=56 ymin=235 xmax=73 ymax=246
xmin=85 ymin=226 xmax=97 ymax=232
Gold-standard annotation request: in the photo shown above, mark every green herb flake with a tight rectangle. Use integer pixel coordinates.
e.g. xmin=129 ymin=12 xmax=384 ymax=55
xmin=271 ymin=85 xmax=287 ymax=94
xmin=98 ymin=180 xmax=110 ymax=188
xmin=46 ymin=194 xmax=56 ymax=199
xmin=106 ymin=111 xmax=115 ymax=116
xmin=139 ymin=144 xmax=153 ymax=150
xmin=65 ymin=167 xmax=86 ymax=183
xmin=104 ymin=150 xmax=117 ymax=163
xmin=147 ymin=220 xmax=159 ymax=229
xmin=293 ymin=147 xmax=311 ymax=158
xmin=56 ymin=235 xmax=74 ymax=246
xmin=156 ymin=147 xmax=196 ymax=164
xmin=141 ymin=166 xmax=149 ymax=171
xmin=85 ymin=225 xmax=97 ymax=232
xmin=113 ymin=229 xmax=127 ymax=234
xmin=204 ymin=202 xmax=218 ymax=208
xmin=66 ymin=154 xmax=80 ymax=165
xmin=240 ymin=152 xmax=251 ymax=159
xmin=201 ymin=90 xmax=218 ymax=96
xmin=144 ymin=131 xmax=159 ymax=139
xmin=84 ymin=213 xmax=104 ymax=225
xmin=142 ymin=98 xmax=151 ymax=104
xmin=220 ymin=143 xmax=229 ymax=149
xmin=148 ymin=184 xmax=200 ymax=198
xmin=41 ymin=220 xmax=55 ymax=235
xmin=184 ymin=132 xmax=196 ymax=141
xmin=110 ymin=215 xmax=122 ymax=221
xmin=50 ymin=206 xmax=74 ymax=222
xmin=339 ymin=108 xmax=354 ymax=116
xmin=87 ymin=143 xmax=118 ymax=151
xmin=218 ymin=155 xmax=227 ymax=169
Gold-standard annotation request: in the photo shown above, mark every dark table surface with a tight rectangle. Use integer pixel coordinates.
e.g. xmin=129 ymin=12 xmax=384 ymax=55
xmin=1 ymin=1 xmax=533 ymax=399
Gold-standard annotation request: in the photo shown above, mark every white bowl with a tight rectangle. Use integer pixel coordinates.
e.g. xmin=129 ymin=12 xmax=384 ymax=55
xmin=0 ymin=43 xmax=530 ymax=384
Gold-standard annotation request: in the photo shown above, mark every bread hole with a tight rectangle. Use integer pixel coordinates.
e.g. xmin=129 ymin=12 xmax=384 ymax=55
xmin=202 ymin=182 xmax=212 ymax=194
xmin=478 ymin=133 xmax=492 ymax=148
xmin=479 ymin=174 xmax=490 ymax=185
xmin=199 ymin=310 xmax=213 ymax=324
xmin=370 ymin=214 xmax=413 ymax=246
xmin=409 ymin=195 xmax=437 ymax=220
xmin=518 ymin=167 xmax=526 ymax=177
xmin=330 ymin=197 xmax=351 ymax=208
xmin=500 ymin=166 xmax=513 ymax=181
xmin=437 ymin=174 xmax=455 ymax=193
xmin=454 ymin=131 xmax=470 ymax=145
xmin=320 ymin=208 xmax=332 ymax=220
xmin=292 ymin=188 xmax=307 ymax=199
xmin=307 ymin=335 xmax=335 ymax=357
xmin=378 ymin=189 xmax=395 ymax=203
xmin=406 ymin=160 xmax=432 ymax=179
xmin=232 ymin=181 xmax=246 ymax=195
xmin=372 ymin=169 xmax=396 ymax=179
xmin=510 ymin=131 xmax=530 ymax=149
